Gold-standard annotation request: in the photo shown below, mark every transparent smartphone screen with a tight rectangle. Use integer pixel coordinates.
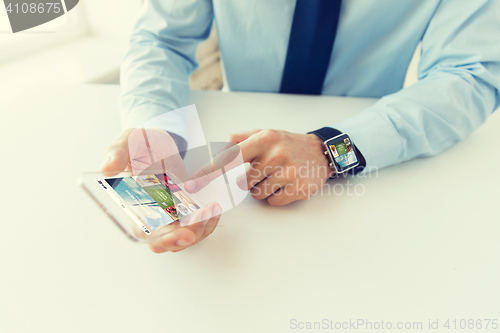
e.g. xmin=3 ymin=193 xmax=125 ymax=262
xmin=97 ymin=173 xmax=201 ymax=235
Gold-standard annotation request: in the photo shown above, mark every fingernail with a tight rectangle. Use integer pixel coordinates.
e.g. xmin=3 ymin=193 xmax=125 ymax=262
xmin=176 ymin=239 xmax=193 ymax=247
xmin=184 ymin=180 xmax=197 ymax=193
xmin=212 ymin=204 xmax=222 ymax=216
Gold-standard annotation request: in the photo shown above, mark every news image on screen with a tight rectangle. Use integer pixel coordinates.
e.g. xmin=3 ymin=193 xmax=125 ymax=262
xmin=330 ymin=138 xmax=357 ymax=168
xmin=103 ymin=174 xmax=200 ymax=233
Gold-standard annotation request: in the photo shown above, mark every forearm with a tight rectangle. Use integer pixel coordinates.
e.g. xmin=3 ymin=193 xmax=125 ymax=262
xmin=118 ymin=0 xmax=213 ymax=137
xmin=333 ymin=66 xmax=499 ymax=170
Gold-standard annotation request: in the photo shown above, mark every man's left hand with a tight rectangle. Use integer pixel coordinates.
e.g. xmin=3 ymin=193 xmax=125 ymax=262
xmin=228 ymin=129 xmax=333 ymax=206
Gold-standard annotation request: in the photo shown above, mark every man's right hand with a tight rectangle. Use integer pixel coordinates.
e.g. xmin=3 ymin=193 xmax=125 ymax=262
xmin=100 ymin=128 xmax=222 ymax=253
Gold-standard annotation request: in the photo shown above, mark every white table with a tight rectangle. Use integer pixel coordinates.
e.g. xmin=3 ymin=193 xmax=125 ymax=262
xmin=1 ymin=84 xmax=499 ymax=333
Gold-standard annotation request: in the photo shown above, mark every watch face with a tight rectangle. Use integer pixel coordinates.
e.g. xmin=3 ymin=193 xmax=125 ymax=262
xmin=326 ymin=134 xmax=359 ymax=173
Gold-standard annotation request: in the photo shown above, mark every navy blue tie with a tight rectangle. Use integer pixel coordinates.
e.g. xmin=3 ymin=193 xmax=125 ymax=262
xmin=280 ymin=0 xmax=342 ymax=95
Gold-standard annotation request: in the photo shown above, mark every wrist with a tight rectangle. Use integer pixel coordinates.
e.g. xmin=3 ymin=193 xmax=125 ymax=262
xmin=306 ymin=133 xmax=325 ymax=154
xmin=306 ymin=133 xmax=335 ymax=178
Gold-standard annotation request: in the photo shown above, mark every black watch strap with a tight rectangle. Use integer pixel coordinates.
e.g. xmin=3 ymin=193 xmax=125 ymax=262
xmin=308 ymin=127 xmax=366 ymax=176
xmin=308 ymin=127 xmax=342 ymax=142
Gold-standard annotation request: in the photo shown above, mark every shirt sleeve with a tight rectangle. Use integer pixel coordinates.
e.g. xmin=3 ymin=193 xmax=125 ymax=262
xmin=331 ymin=0 xmax=500 ymax=171
xmin=118 ymin=0 xmax=214 ymax=146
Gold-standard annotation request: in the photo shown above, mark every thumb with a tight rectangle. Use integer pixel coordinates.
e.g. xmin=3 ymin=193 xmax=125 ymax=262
xmin=99 ymin=146 xmax=129 ymax=176
xmin=100 ymin=131 xmax=132 ymax=176
xmin=226 ymin=129 xmax=262 ymax=144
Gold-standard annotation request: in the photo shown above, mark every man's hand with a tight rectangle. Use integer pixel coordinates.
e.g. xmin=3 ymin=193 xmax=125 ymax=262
xmin=229 ymin=129 xmax=332 ymax=205
xmin=100 ymin=128 xmax=221 ymax=253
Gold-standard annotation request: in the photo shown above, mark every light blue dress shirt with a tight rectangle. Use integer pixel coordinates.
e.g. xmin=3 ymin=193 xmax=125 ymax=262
xmin=119 ymin=0 xmax=500 ymax=171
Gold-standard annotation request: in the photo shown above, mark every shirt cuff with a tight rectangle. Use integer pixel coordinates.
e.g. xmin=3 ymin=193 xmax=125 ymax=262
xmin=332 ymin=111 xmax=403 ymax=171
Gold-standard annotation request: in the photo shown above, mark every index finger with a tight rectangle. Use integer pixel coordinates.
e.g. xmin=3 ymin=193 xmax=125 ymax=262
xmin=184 ymin=139 xmax=258 ymax=193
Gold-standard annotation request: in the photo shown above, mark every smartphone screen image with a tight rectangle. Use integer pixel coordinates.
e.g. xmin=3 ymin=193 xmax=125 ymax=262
xmin=80 ymin=141 xmax=249 ymax=243
xmin=97 ymin=173 xmax=201 ymax=235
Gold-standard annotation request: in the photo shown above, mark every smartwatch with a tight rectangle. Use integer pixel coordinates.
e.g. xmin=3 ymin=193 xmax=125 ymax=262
xmin=308 ymin=127 xmax=366 ymax=176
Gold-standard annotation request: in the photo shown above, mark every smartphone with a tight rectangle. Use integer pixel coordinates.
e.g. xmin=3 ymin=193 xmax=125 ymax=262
xmin=79 ymin=170 xmax=204 ymax=242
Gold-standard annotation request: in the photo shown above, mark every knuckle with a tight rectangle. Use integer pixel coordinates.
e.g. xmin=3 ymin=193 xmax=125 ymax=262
xmin=273 ymin=146 xmax=289 ymax=160
xmin=260 ymin=129 xmax=281 ymax=143
xmin=268 ymin=155 xmax=286 ymax=167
